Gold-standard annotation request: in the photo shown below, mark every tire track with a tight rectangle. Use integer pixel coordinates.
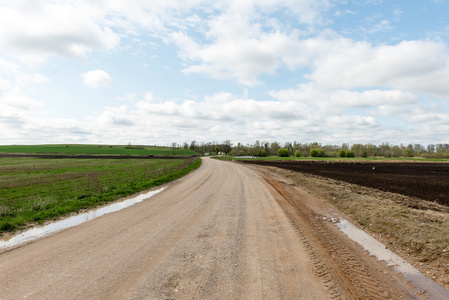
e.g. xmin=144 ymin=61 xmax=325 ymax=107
xmin=262 ymin=175 xmax=401 ymax=299
xmin=0 ymin=158 xmax=409 ymax=299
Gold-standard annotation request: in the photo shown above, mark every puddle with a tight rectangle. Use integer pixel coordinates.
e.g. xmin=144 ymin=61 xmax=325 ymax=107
xmin=337 ymin=219 xmax=449 ymax=299
xmin=0 ymin=187 xmax=166 ymax=250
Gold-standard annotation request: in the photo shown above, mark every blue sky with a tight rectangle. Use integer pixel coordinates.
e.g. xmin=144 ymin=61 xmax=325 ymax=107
xmin=1 ymin=0 xmax=448 ymax=146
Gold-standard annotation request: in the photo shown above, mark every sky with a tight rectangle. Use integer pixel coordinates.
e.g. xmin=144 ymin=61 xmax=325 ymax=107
xmin=1 ymin=0 xmax=449 ymax=147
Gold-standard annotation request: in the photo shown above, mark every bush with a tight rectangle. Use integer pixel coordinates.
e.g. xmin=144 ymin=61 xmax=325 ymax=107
xmin=338 ymin=149 xmax=346 ymax=157
xmin=361 ymin=150 xmax=367 ymax=158
xmin=294 ymin=150 xmax=300 ymax=157
xmin=311 ymin=148 xmax=325 ymax=157
xmin=345 ymin=150 xmax=355 ymax=157
xmin=256 ymin=149 xmax=268 ymax=157
xmin=238 ymin=150 xmax=245 ymax=156
xmin=278 ymin=148 xmax=289 ymax=157
xmin=420 ymin=152 xmax=449 ymax=159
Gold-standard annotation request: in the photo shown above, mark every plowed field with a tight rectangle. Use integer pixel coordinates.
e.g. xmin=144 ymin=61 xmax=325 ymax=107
xmin=240 ymin=160 xmax=449 ymax=206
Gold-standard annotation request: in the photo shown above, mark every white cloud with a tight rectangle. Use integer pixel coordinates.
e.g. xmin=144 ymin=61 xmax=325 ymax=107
xmin=0 ymin=86 xmax=445 ymax=146
xmin=327 ymin=115 xmax=380 ymax=129
xmin=0 ymin=83 xmax=41 ymax=116
xmin=136 ymin=91 xmax=310 ymax=124
xmin=333 ymin=89 xmax=418 ymax=108
xmin=95 ymin=105 xmax=136 ymax=127
xmin=0 ymin=57 xmax=48 ymax=86
xmin=0 ymin=79 xmax=42 ymax=142
xmin=117 ymin=93 xmax=136 ymax=102
xmin=0 ymin=57 xmax=47 ymax=142
xmin=0 ymin=1 xmax=331 ymax=85
xmin=122 ymin=91 xmax=315 ymax=143
xmin=167 ymin=0 xmax=333 ymax=85
xmin=365 ymin=19 xmax=393 ymax=34
xmin=0 ymin=0 xmax=223 ymax=64
xmin=308 ymin=38 xmax=449 ymax=97
xmin=0 ymin=1 xmax=120 ymax=64
xmin=170 ymin=6 xmax=449 ymax=96
xmin=172 ymin=17 xmax=307 ymax=85
xmin=0 ymin=58 xmax=19 ymax=76
xmin=335 ymin=10 xmax=357 ymax=17
xmin=143 ymin=91 xmax=161 ymax=102
xmin=269 ymin=84 xmax=418 ymax=108
xmin=209 ymin=0 xmax=332 ymax=25
xmin=81 ymin=70 xmax=113 ymax=89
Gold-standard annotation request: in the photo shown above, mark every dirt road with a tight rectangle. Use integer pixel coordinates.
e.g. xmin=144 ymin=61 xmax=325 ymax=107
xmin=0 ymin=158 xmax=417 ymax=299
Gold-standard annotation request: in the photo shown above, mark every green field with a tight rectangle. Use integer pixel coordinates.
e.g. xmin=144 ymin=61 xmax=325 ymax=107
xmin=0 ymin=144 xmax=197 ymax=156
xmin=0 ymin=156 xmax=201 ymax=233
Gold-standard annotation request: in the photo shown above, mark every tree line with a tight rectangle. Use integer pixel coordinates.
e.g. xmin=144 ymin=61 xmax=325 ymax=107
xmin=171 ymin=140 xmax=449 ymax=158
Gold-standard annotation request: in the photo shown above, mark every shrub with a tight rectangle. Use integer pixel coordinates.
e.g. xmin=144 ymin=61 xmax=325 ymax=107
xmin=238 ymin=150 xmax=245 ymax=156
xmin=294 ymin=150 xmax=300 ymax=157
xmin=404 ymin=149 xmax=413 ymax=157
xmin=311 ymin=148 xmax=325 ymax=157
xmin=278 ymin=148 xmax=289 ymax=157
xmin=338 ymin=149 xmax=346 ymax=157
xmin=361 ymin=150 xmax=367 ymax=158
xmin=345 ymin=150 xmax=355 ymax=157
xmin=260 ymin=149 xmax=268 ymax=157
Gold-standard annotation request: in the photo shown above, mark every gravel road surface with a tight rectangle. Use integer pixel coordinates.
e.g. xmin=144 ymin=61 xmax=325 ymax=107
xmin=0 ymin=158 xmax=418 ymax=299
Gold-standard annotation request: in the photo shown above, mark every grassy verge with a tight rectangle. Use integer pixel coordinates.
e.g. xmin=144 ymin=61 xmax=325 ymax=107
xmin=0 ymin=157 xmax=201 ymax=234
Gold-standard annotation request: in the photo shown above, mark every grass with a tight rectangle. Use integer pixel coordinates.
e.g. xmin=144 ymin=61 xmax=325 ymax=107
xmin=0 ymin=157 xmax=201 ymax=234
xmin=0 ymin=144 xmax=197 ymax=156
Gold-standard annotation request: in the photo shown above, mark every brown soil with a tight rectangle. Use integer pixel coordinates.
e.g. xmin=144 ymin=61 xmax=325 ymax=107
xmin=241 ymin=160 xmax=449 ymax=206
xmin=0 ymin=158 xmax=432 ymax=299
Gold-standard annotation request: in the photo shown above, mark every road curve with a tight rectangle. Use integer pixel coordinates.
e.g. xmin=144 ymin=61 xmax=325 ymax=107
xmin=1 ymin=158 xmax=412 ymax=299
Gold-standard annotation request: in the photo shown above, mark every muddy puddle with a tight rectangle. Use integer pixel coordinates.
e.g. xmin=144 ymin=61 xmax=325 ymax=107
xmin=0 ymin=187 xmax=166 ymax=250
xmin=337 ymin=219 xmax=449 ymax=299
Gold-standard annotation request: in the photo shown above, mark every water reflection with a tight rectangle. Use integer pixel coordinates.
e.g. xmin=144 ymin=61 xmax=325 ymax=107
xmin=337 ymin=219 xmax=449 ymax=299
xmin=0 ymin=187 xmax=166 ymax=249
